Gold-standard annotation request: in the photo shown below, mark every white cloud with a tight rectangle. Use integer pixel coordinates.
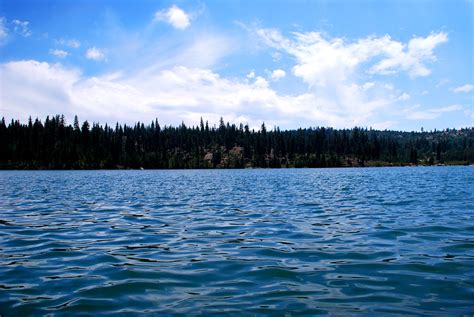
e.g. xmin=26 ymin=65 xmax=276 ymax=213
xmin=253 ymin=76 xmax=269 ymax=88
xmin=86 ymin=47 xmax=106 ymax=61
xmin=49 ymin=49 xmax=69 ymax=58
xmin=369 ymin=32 xmax=448 ymax=77
xmin=154 ymin=5 xmax=191 ymax=30
xmin=404 ymin=104 xmax=462 ymax=120
xmin=256 ymin=29 xmax=410 ymax=123
xmin=270 ymin=69 xmax=286 ymax=81
xmin=256 ymin=29 xmax=447 ymax=82
xmin=0 ymin=61 xmax=80 ymax=119
xmin=1 ymin=60 xmax=396 ymax=129
xmin=253 ymin=27 xmax=450 ymax=127
xmin=0 ymin=17 xmax=7 ymax=44
xmin=398 ymin=92 xmax=410 ymax=101
xmin=421 ymin=90 xmax=429 ymax=95
xmin=453 ymin=84 xmax=474 ymax=93
xmin=246 ymin=71 xmax=255 ymax=79
xmin=12 ymin=19 xmax=31 ymax=37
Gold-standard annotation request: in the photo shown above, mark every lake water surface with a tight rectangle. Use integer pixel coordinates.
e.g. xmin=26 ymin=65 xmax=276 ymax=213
xmin=0 ymin=167 xmax=473 ymax=316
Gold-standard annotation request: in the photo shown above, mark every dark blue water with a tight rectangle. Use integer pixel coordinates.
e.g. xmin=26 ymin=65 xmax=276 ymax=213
xmin=0 ymin=167 xmax=473 ymax=316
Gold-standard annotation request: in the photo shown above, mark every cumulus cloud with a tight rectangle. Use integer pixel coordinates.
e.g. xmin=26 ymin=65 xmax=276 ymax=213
xmin=12 ymin=19 xmax=31 ymax=37
xmin=256 ymin=29 xmax=410 ymax=124
xmin=253 ymin=27 xmax=450 ymax=128
xmin=85 ymin=47 xmax=106 ymax=61
xmin=257 ymin=28 xmax=447 ymax=83
xmin=404 ymin=104 xmax=462 ymax=120
xmin=1 ymin=59 xmax=466 ymax=130
xmin=154 ymin=5 xmax=191 ymax=30
xmin=270 ymin=69 xmax=286 ymax=80
xmin=0 ymin=61 xmax=80 ymax=120
xmin=1 ymin=60 xmax=393 ymax=129
xmin=453 ymin=84 xmax=474 ymax=93
xmin=253 ymin=76 xmax=269 ymax=88
xmin=369 ymin=32 xmax=448 ymax=77
xmin=49 ymin=49 xmax=69 ymax=58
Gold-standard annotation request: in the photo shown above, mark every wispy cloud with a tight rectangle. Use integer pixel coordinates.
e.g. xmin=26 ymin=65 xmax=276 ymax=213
xmin=154 ymin=5 xmax=191 ymax=30
xmin=398 ymin=93 xmax=410 ymax=101
xmin=404 ymin=104 xmax=462 ymax=120
xmin=49 ymin=49 xmax=69 ymax=58
xmin=136 ymin=33 xmax=233 ymax=74
xmin=436 ymin=78 xmax=449 ymax=87
xmin=85 ymin=47 xmax=106 ymax=61
xmin=56 ymin=38 xmax=81 ymax=48
xmin=0 ymin=17 xmax=7 ymax=44
xmin=453 ymin=83 xmax=474 ymax=93
xmin=12 ymin=19 xmax=31 ymax=37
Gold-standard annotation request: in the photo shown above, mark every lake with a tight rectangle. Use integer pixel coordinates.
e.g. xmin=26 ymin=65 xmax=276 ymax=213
xmin=0 ymin=167 xmax=473 ymax=316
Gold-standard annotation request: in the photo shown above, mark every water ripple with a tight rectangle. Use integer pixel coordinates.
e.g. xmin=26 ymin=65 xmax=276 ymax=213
xmin=0 ymin=167 xmax=473 ymax=316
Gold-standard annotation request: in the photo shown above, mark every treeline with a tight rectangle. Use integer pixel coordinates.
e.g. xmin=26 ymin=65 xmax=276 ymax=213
xmin=0 ymin=115 xmax=473 ymax=169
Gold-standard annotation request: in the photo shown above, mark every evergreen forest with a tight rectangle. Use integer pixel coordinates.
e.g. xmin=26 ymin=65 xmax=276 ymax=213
xmin=1 ymin=115 xmax=473 ymax=169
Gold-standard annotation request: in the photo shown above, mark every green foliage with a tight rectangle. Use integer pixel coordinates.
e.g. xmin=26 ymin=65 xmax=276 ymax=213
xmin=0 ymin=115 xmax=473 ymax=169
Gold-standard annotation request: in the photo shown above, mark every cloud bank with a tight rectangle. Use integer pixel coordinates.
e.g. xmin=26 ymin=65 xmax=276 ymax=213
xmin=3 ymin=59 xmax=396 ymax=129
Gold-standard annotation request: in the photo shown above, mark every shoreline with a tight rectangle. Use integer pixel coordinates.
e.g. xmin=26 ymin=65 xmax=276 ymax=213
xmin=1 ymin=163 xmax=471 ymax=171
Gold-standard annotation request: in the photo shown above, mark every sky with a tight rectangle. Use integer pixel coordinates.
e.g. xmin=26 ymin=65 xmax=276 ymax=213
xmin=0 ymin=0 xmax=473 ymax=131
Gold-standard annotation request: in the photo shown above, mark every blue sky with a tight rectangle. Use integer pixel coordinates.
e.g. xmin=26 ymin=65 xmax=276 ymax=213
xmin=0 ymin=0 xmax=472 ymax=131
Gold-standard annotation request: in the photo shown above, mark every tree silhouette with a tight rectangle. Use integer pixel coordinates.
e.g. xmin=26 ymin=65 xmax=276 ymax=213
xmin=0 ymin=115 xmax=472 ymax=169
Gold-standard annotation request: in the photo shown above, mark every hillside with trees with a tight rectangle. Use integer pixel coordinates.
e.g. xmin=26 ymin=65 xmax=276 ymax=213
xmin=1 ymin=115 xmax=473 ymax=169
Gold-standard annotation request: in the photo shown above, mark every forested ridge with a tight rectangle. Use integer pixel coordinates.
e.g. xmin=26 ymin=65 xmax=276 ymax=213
xmin=1 ymin=115 xmax=473 ymax=169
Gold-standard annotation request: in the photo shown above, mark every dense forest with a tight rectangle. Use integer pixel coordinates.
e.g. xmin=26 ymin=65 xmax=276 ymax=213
xmin=1 ymin=115 xmax=473 ymax=169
